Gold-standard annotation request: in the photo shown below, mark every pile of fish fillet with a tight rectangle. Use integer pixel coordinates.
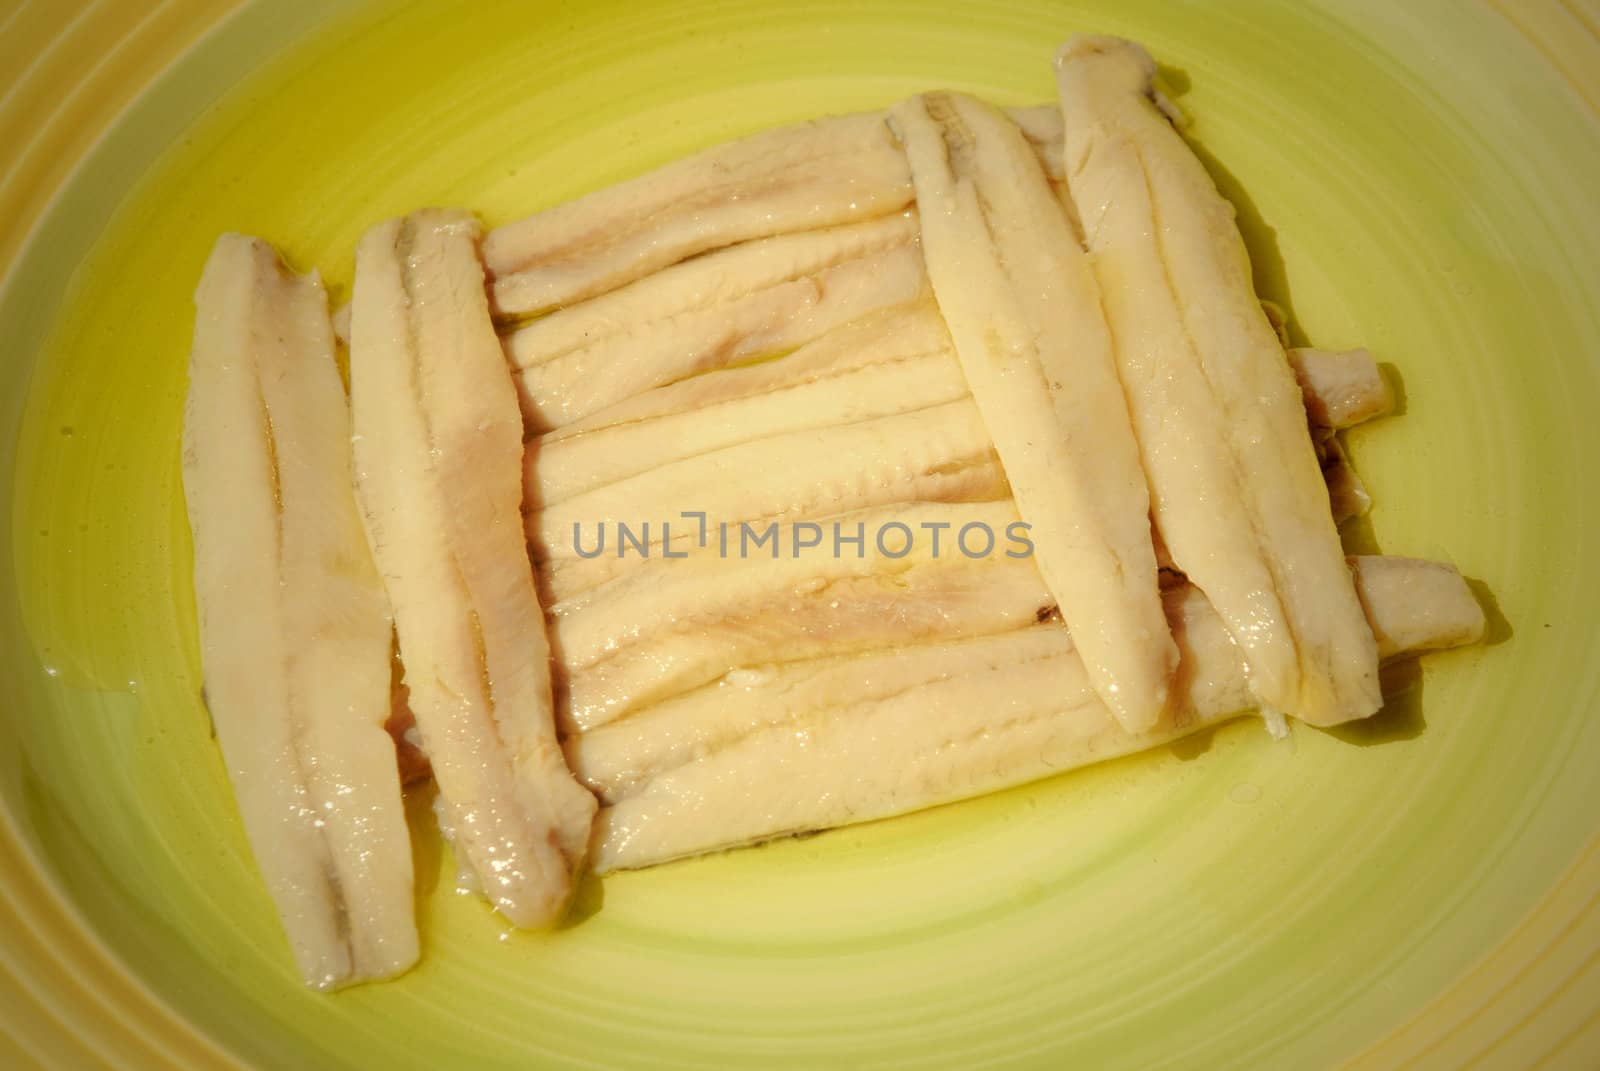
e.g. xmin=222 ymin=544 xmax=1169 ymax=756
xmin=181 ymin=37 xmax=1487 ymax=990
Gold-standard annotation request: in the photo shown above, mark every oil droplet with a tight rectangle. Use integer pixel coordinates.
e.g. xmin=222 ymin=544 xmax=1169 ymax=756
xmin=1229 ymin=783 xmax=1262 ymax=805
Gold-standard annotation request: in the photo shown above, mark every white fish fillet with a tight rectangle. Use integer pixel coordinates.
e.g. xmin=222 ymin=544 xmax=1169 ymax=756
xmin=550 ymin=501 xmax=1048 ymax=732
xmin=503 ymin=213 xmax=925 ymax=432
xmin=590 ymin=555 xmax=1483 ymax=870
xmin=349 ymin=209 xmax=595 ymax=929
xmin=530 ymin=399 xmax=1006 ymax=564
xmin=892 ymin=91 xmax=1174 ymax=732
xmin=1288 ymin=347 xmax=1394 ymax=429
xmin=569 ymin=627 xmax=1072 ymax=805
xmin=1351 ymin=556 xmax=1486 ymax=656
xmin=529 ymin=301 xmax=963 ymax=507
xmin=482 ymin=111 xmax=916 ymax=318
xmin=182 ymin=234 xmax=416 ymax=989
xmin=504 ymin=212 xmax=917 ymax=373
xmin=481 ymin=104 xmax=1073 ymax=324
xmin=538 ymin=302 xmax=939 ymax=440
xmin=1055 ymin=35 xmax=1381 ymax=726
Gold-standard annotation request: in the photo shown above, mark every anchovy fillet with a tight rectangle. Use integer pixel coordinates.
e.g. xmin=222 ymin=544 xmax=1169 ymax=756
xmin=349 ymin=210 xmax=595 ymax=929
xmin=550 ymin=501 xmax=1047 ymax=732
xmin=183 ymin=235 xmax=416 ymax=989
xmin=529 ymin=400 xmax=1006 ymax=565
xmin=1055 ymin=36 xmax=1381 ymax=726
xmin=893 ymin=90 xmax=1175 ymax=732
xmin=483 ymin=111 xmax=916 ymax=318
xmin=529 ymin=301 xmax=962 ymax=508
xmin=590 ymin=556 xmax=1482 ymax=870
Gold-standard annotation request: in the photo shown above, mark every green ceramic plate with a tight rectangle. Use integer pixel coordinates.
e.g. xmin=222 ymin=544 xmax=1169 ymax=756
xmin=3 ymin=1 xmax=1598 ymax=1067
